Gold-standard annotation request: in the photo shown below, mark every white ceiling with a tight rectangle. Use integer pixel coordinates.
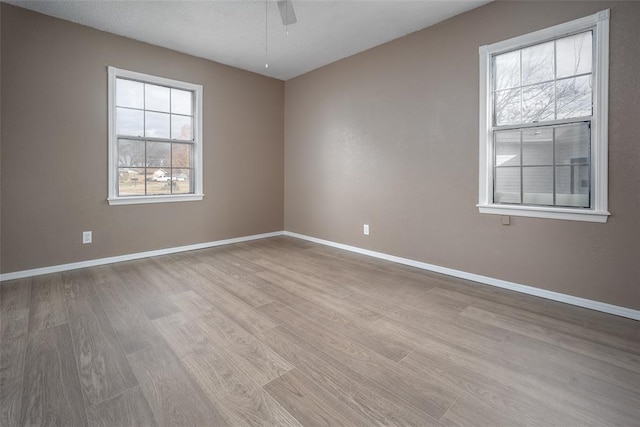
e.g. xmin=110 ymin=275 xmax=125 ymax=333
xmin=8 ymin=0 xmax=489 ymax=80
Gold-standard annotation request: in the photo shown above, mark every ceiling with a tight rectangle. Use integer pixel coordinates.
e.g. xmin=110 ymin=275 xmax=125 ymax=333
xmin=8 ymin=0 xmax=489 ymax=80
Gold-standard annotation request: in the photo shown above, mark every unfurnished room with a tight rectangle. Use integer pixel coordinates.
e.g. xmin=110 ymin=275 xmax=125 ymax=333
xmin=0 ymin=1 xmax=639 ymax=426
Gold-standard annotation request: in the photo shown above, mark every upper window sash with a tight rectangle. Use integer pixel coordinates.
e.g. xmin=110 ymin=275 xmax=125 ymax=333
xmin=491 ymin=29 xmax=594 ymax=130
xmin=107 ymin=66 xmax=204 ymax=205
xmin=478 ymin=10 xmax=610 ymax=223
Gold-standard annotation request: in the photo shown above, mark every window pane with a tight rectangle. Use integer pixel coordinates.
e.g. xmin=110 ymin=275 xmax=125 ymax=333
xmin=523 ymin=128 xmax=553 ymax=166
xmin=116 ymin=108 xmax=144 ymax=137
xmin=556 ymin=165 xmax=590 ymax=207
xmin=171 ymin=115 xmax=193 ymax=140
xmin=118 ymin=167 xmax=145 ymax=196
xmin=556 ymin=31 xmax=592 ymax=79
xmin=146 ymin=177 xmax=172 ymax=195
xmin=495 ymin=88 xmax=521 ymax=125
xmin=171 ymin=89 xmax=192 ymax=115
xmin=523 ymin=167 xmax=553 ymax=205
xmin=522 ymin=41 xmax=554 ymax=85
xmin=555 ymin=122 xmax=590 ymax=165
xmin=116 ymin=79 xmax=143 ymax=109
xmin=495 ymin=167 xmax=521 ymax=204
xmin=172 ymin=143 xmax=192 ymax=168
xmin=145 ymin=84 xmax=170 ymax=112
xmin=556 ymin=75 xmax=592 ymax=119
xmin=118 ymin=139 xmax=145 ymax=167
xmin=171 ymin=169 xmax=192 ymax=194
xmin=522 ymin=82 xmax=554 ymax=123
xmin=494 ymin=50 xmax=520 ymax=90
xmin=495 ymin=131 xmax=520 ymax=167
xmin=145 ymin=111 xmax=170 ymax=138
xmin=147 ymin=141 xmax=171 ymax=167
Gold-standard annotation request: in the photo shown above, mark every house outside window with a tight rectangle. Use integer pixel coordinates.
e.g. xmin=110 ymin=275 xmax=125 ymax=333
xmin=107 ymin=67 xmax=204 ymax=205
xmin=478 ymin=10 xmax=610 ymax=223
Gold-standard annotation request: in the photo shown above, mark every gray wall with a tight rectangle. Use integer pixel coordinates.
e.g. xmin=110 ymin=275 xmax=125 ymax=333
xmin=284 ymin=1 xmax=640 ymax=310
xmin=0 ymin=4 xmax=284 ymax=273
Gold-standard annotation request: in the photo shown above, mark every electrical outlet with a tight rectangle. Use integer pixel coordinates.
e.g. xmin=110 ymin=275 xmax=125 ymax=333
xmin=363 ymin=224 xmax=370 ymax=235
xmin=83 ymin=231 xmax=92 ymax=244
xmin=501 ymin=215 xmax=511 ymax=226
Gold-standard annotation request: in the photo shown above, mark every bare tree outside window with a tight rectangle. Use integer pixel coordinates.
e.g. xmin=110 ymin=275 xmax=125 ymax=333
xmin=493 ymin=31 xmax=592 ymax=125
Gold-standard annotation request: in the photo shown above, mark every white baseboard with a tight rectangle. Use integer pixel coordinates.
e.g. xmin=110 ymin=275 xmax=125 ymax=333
xmin=284 ymin=231 xmax=640 ymax=321
xmin=3 ymin=229 xmax=637 ymax=321
xmin=0 ymin=231 xmax=284 ymax=282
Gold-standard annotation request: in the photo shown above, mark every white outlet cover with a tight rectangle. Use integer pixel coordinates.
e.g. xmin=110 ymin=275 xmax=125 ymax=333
xmin=363 ymin=224 xmax=369 ymax=235
xmin=83 ymin=231 xmax=92 ymax=244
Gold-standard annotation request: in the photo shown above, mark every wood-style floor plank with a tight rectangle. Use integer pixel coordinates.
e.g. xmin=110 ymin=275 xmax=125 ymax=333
xmin=153 ymin=305 xmax=297 ymax=427
xmin=440 ymin=393 xmax=526 ymax=427
xmin=460 ymin=305 xmax=640 ymax=373
xmin=193 ymin=308 xmax=293 ymax=386
xmin=398 ymin=327 xmax=638 ymax=426
xmin=182 ymin=343 xmax=301 ymax=426
xmin=127 ymin=342 xmax=228 ymax=426
xmin=264 ymin=368 xmax=371 ymax=426
xmin=262 ymin=326 xmax=441 ymax=426
xmin=1 ymin=279 xmax=32 ymax=340
xmin=66 ymin=295 xmax=138 ymax=406
xmin=85 ymin=386 xmax=157 ymax=427
xmin=62 ymin=269 xmax=97 ymax=303
xmin=92 ymin=268 xmax=164 ymax=355
xmin=180 ymin=265 xmax=277 ymax=336
xmin=114 ymin=263 xmax=180 ymax=320
xmin=0 ymin=335 xmax=28 ymax=427
xmin=258 ymin=301 xmax=458 ymax=420
xmin=28 ymin=275 xmax=68 ymax=333
xmin=19 ymin=324 xmax=87 ymax=427
xmin=0 ymin=280 xmax=32 ymax=427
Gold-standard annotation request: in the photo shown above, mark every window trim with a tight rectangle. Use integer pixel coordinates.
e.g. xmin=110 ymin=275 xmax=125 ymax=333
xmin=478 ymin=10 xmax=610 ymax=223
xmin=107 ymin=66 xmax=204 ymax=205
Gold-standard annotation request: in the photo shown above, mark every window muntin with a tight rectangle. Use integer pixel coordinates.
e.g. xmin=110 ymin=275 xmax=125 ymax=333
xmin=494 ymin=122 xmax=590 ymax=208
xmin=108 ymin=67 xmax=203 ymax=205
xmin=493 ymin=31 xmax=593 ymax=127
xmin=478 ymin=10 xmax=609 ymax=223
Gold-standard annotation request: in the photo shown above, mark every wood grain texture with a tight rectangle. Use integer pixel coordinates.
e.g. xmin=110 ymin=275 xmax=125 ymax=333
xmin=85 ymin=386 xmax=157 ymax=427
xmin=62 ymin=269 xmax=97 ymax=303
xmin=92 ymin=268 xmax=164 ymax=355
xmin=183 ymin=343 xmax=300 ymax=426
xmin=264 ymin=368 xmax=370 ymax=426
xmin=66 ymin=295 xmax=138 ymax=406
xmin=127 ymin=342 xmax=228 ymax=426
xmin=114 ymin=263 xmax=180 ymax=320
xmin=5 ymin=236 xmax=639 ymax=426
xmin=28 ymin=275 xmax=68 ymax=333
xmin=262 ymin=326 xmax=441 ymax=426
xmin=0 ymin=335 xmax=28 ymax=427
xmin=460 ymin=305 xmax=640 ymax=373
xmin=193 ymin=308 xmax=293 ymax=386
xmin=19 ymin=325 xmax=87 ymax=427
xmin=0 ymin=281 xmax=31 ymax=427
xmin=258 ymin=301 xmax=458 ymax=420
xmin=1 ymin=279 xmax=32 ymax=340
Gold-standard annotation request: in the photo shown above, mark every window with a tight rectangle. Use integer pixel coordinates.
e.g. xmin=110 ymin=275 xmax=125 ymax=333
xmin=478 ymin=10 xmax=609 ymax=222
xmin=108 ymin=67 xmax=203 ymax=205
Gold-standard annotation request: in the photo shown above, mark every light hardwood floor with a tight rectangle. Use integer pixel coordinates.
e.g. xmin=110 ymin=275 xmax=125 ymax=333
xmin=1 ymin=236 xmax=639 ymax=426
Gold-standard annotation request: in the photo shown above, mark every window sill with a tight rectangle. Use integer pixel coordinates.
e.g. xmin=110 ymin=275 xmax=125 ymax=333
xmin=108 ymin=194 xmax=204 ymax=206
xmin=477 ymin=204 xmax=610 ymax=223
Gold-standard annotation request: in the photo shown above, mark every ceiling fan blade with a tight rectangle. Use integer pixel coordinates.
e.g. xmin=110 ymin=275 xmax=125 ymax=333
xmin=277 ymin=0 xmax=297 ymax=26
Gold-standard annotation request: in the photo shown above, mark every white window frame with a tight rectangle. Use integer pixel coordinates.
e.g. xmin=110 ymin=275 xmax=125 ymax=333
xmin=107 ymin=66 xmax=204 ymax=205
xmin=478 ymin=10 xmax=610 ymax=223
